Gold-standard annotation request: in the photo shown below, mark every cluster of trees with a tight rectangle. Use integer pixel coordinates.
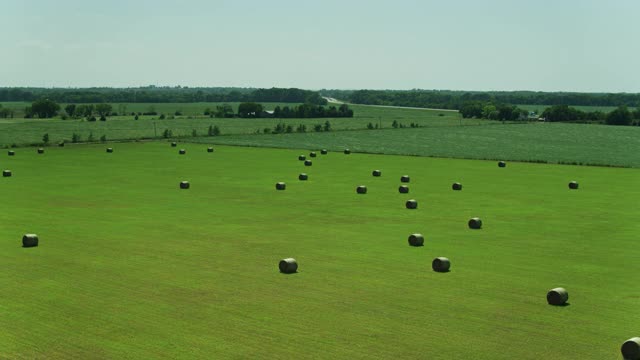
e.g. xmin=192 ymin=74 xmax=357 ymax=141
xmin=237 ymin=103 xmax=354 ymax=119
xmin=459 ymin=102 xmax=526 ymax=121
xmin=273 ymin=104 xmax=353 ymax=118
xmin=0 ymin=87 xmax=327 ymax=105
xmin=0 ymin=104 xmax=14 ymax=118
xmin=542 ymin=105 xmax=640 ymax=125
xmin=322 ymin=89 xmax=640 ymax=109
xmin=264 ymin=121 xmax=332 ymax=134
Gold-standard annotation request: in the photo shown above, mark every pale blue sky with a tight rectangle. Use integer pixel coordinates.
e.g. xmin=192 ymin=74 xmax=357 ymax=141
xmin=1 ymin=0 xmax=638 ymax=92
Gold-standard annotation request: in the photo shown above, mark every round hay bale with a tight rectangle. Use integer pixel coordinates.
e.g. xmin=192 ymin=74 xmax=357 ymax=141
xmin=207 ymin=147 xmax=214 ymax=153
xmin=399 ymin=185 xmax=409 ymax=194
xmin=179 ymin=149 xmax=186 ymax=155
xmin=171 ymin=142 xmax=177 ymax=147
xmin=498 ymin=161 xmax=506 ymax=167
xmin=356 ymin=185 xmax=367 ymax=194
xmin=406 ymin=199 xmax=418 ymax=209
xmin=400 ymin=175 xmax=410 ymax=183
xmin=37 ymin=148 xmax=45 ymax=154
xmin=22 ymin=234 xmax=39 ymax=248
xmin=432 ymin=257 xmax=450 ymax=272
xmin=408 ymin=233 xmax=424 ymax=247
xmin=468 ymin=217 xmax=482 ymax=229
xmin=344 ymin=149 xmax=351 ymax=154
xmin=546 ymin=288 xmax=569 ymax=305
xmin=309 ymin=152 xmax=317 ymax=158
xmin=299 ymin=173 xmax=308 ymax=181
xmin=569 ymin=181 xmax=579 ymax=190
xmin=8 ymin=150 xmax=15 ymax=156
xmin=304 ymin=160 xmax=312 ymax=166
xmin=2 ymin=170 xmax=11 ymax=177
xmin=372 ymin=170 xmax=382 ymax=177
xmin=321 ymin=149 xmax=328 ymax=155
xmin=621 ymin=337 xmax=640 ymax=360
xmin=106 ymin=148 xmax=113 ymax=153
xmin=279 ymin=258 xmax=298 ymax=273
xmin=298 ymin=155 xmax=306 ymax=161
xmin=452 ymin=182 xmax=462 ymax=191
xmin=179 ymin=181 xmax=190 ymax=189
xmin=275 ymin=182 xmax=286 ymax=190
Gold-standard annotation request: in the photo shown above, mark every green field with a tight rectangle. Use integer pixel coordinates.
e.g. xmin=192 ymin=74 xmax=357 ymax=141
xmin=0 ymin=102 xmax=469 ymax=147
xmin=1 ymin=142 xmax=639 ymax=359
xmin=198 ymin=122 xmax=640 ymax=168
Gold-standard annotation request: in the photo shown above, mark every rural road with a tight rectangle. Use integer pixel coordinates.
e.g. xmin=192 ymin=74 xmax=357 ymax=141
xmin=323 ymin=97 xmax=459 ymax=112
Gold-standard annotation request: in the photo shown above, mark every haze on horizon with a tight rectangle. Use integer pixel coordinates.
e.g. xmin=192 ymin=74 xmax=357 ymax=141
xmin=2 ymin=0 xmax=639 ymax=93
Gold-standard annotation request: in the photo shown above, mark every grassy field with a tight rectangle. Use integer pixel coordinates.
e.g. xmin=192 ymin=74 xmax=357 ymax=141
xmin=195 ymin=122 xmax=640 ymax=168
xmin=1 ymin=142 xmax=639 ymax=359
xmin=0 ymin=102 xmax=474 ymax=147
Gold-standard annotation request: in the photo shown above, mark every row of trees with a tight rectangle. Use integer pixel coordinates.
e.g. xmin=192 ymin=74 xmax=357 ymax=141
xmin=0 ymin=87 xmax=327 ymax=105
xmin=324 ymin=89 xmax=640 ymax=109
xmin=542 ymin=105 xmax=640 ymax=125
xmin=237 ymin=103 xmax=354 ymax=119
xmin=459 ymin=102 xmax=526 ymax=121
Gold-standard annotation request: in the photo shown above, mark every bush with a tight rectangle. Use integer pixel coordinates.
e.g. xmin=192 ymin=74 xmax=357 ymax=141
xmin=71 ymin=133 xmax=81 ymax=143
xmin=367 ymin=122 xmax=374 ymax=129
xmin=263 ymin=127 xmax=271 ymax=134
xmin=42 ymin=133 xmax=49 ymax=144
xmin=159 ymin=114 xmax=166 ymax=120
xmin=192 ymin=129 xmax=197 ymax=137
xmin=162 ymin=129 xmax=172 ymax=138
xmin=134 ymin=114 xmax=139 ymax=120
xmin=314 ymin=124 xmax=323 ymax=132
xmin=100 ymin=135 xmax=107 ymax=142
xmin=99 ymin=115 xmax=106 ymax=121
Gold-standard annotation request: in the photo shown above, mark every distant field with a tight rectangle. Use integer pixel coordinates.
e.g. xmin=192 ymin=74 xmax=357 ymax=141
xmin=1 ymin=142 xmax=639 ymax=359
xmin=194 ymin=122 xmax=640 ymax=168
xmin=0 ymin=102 xmax=475 ymax=147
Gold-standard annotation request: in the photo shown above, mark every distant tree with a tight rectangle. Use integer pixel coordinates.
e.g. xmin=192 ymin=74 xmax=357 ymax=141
xmin=367 ymin=122 xmax=375 ymax=129
xmin=42 ymin=133 xmax=49 ymax=144
xmin=606 ymin=106 xmax=632 ymax=126
xmin=323 ymin=120 xmax=331 ymax=132
xmin=100 ymin=135 xmax=107 ymax=142
xmin=212 ymin=125 xmax=221 ymax=136
xmin=192 ymin=129 xmax=197 ymax=137
xmin=31 ymin=99 xmax=60 ymax=118
xmin=88 ymin=132 xmax=95 ymax=142
xmin=237 ymin=102 xmax=263 ymax=118
xmin=95 ymin=103 xmax=112 ymax=117
xmin=313 ymin=124 xmax=323 ymax=132
xmin=162 ymin=129 xmax=172 ymax=138
xmin=71 ymin=133 xmax=81 ymax=143
xmin=542 ymin=105 xmax=581 ymax=122
xmin=65 ymin=104 xmax=77 ymax=117
xmin=392 ymin=120 xmax=399 ymax=128
xmin=285 ymin=124 xmax=293 ymax=133
xmin=214 ymin=104 xmax=234 ymax=118
xmin=134 ymin=114 xmax=139 ymax=120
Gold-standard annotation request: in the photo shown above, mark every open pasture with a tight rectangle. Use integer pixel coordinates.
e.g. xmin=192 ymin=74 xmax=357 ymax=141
xmin=1 ymin=142 xmax=639 ymax=359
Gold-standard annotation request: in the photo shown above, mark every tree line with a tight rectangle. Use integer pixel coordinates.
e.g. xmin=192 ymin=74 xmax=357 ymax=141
xmin=322 ymin=89 xmax=640 ymax=109
xmin=0 ymin=86 xmax=327 ymax=105
xmin=236 ymin=103 xmax=353 ymax=118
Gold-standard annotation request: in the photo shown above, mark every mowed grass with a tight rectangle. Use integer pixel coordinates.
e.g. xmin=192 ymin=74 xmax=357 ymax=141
xmin=1 ymin=142 xmax=639 ymax=359
xmin=197 ymin=122 xmax=640 ymax=168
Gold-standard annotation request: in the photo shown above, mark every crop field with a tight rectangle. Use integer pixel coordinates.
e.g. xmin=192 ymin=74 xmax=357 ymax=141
xmin=1 ymin=142 xmax=639 ymax=359
xmin=198 ymin=122 xmax=640 ymax=168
